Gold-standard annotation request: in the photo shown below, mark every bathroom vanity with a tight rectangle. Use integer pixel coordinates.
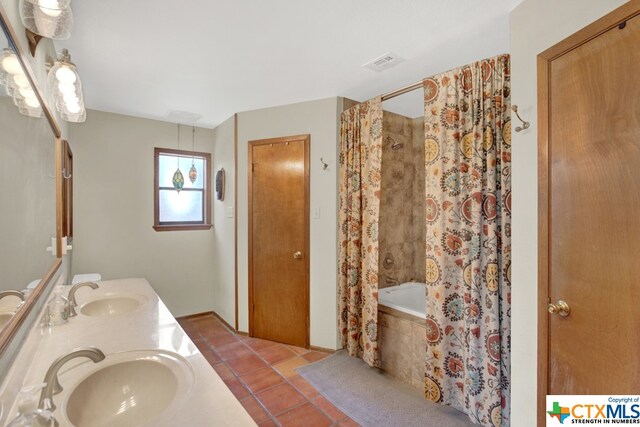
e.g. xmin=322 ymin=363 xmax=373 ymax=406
xmin=1 ymin=278 xmax=256 ymax=426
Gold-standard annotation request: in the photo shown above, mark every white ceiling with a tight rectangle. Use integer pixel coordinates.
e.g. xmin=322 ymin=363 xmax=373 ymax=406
xmin=58 ymin=0 xmax=522 ymax=127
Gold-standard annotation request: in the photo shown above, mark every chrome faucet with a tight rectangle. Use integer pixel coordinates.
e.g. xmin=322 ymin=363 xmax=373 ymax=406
xmin=0 ymin=290 xmax=25 ymax=302
xmin=67 ymin=282 xmax=99 ymax=317
xmin=39 ymin=347 xmax=106 ymax=411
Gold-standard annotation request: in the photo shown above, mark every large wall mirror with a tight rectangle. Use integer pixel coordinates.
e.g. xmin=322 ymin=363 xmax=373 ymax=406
xmin=0 ymin=7 xmax=62 ymax=358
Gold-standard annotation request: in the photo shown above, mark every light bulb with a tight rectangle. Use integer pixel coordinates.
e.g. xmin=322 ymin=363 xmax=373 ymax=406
xmin=58 ymin=82 xmax=76 ymax=96
xmin=13 ymin=74 xmax=30 ymax=88
xmin=25 ymin=96 xmax=40 ymax=108
xmin=19 ymin=87 xmax=35 ymax=98
xmin=62 ymin=91 xmax=78 ymax=104
xmin=55 ymin=65 xmax=76 ymax=83
xmin=2 ymin=55 xmax=22 ymax=75
xmin=38 ymin=0 xmax=62 ymax=17
xmin=66 ymin=100 xmax=81 ymax=114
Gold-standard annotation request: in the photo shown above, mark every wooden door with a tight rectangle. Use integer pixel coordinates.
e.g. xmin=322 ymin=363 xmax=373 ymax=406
xmin=248 ymin=135 xmax=309 ymax=347
xmin=538 ymin=2 xmax=640 ymax=420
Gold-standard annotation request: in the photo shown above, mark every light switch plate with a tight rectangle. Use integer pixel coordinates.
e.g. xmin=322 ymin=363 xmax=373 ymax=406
xmin=312 ymin=206 xmax=320 ymax=219
xmin=226 ymin=206 xmax=234 ymax=218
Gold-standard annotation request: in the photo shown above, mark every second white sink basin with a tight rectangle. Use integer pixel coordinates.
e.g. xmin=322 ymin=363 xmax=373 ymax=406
xmin=62 ymin=350 xmax=194 ymax=427
xmin=80 ymin=293 xmax=147 ymax=317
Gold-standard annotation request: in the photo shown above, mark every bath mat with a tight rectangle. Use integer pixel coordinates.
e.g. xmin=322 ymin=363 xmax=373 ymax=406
xmin=295 ymin=350 xmax=475 ymax=427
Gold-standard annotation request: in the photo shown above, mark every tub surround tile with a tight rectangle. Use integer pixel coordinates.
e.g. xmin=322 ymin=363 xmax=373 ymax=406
xmin=379 ymin=110 xmax=427 ymax=288
xmin=378 ymin=307 xmax=428 ymax=392
xmin=411 ymin=323 xmax=428 ymax=390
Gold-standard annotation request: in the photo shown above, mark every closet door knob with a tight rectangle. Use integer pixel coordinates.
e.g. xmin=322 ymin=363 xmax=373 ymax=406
xmin=293 ymin=251 xmax=303 ymax=260
xmin=548 ymin=300 xmax=571 ymax=317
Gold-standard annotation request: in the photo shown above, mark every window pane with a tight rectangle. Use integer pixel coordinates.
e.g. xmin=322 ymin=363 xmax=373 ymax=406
xmin=159 ymin=154 xmax=205 ymax=189
xmin=159 ymin=189 xmax=203 ymax=223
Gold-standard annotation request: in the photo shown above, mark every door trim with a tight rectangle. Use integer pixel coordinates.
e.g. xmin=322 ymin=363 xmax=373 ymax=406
xmin=247 ymin=134 xmax=311 ymax=348
xmin=537 ymin=2 xmax=640 ymax=424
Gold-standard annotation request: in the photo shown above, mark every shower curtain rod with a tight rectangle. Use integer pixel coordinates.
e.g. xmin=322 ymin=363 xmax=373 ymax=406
xmin=381 ymin=80 xmax=422 ymax=101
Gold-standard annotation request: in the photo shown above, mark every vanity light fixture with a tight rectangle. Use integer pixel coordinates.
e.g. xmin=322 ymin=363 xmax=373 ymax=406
xmin=188 ymin=126 xmax=197 ymax=184
xmin=47 ymin=48 xmax=86 ymax=123
xmin=172 ymin=124 xmax=185 ymax=192
xmin=19 ymin=0 xmax=73 ymax=40
xmin=0 ymin=48 xmax=43 ymax=117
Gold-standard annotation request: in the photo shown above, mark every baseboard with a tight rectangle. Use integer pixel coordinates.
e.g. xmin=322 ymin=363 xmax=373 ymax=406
xmin=175 ymin=311 xmax=215 ymax=321
xmin=210 ymin=311 xmax=237 ymax=332
xmin=310 ymin=345 xmax=337 ymax=353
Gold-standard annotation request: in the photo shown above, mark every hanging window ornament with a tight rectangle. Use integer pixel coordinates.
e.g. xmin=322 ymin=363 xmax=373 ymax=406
xmin=172 ymin=124 xmax=184 ymax=192
xmin=189 ymin=126 xmax=197 ymax=184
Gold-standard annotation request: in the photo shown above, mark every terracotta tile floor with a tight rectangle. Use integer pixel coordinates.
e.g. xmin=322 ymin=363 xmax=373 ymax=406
xmin=178 ymin=313 xmax=360 ymax=427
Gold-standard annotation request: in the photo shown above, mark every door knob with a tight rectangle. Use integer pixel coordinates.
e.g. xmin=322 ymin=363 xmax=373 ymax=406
xmin=548 ymin=300 xmax=571 ymax=317
xmin=293 ymin=251 xmax=303 ymax=260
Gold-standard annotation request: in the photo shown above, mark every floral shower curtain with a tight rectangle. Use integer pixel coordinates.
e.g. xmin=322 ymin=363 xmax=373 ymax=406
xmin=338 ymin=98 xmax=383 ymax=368
xmin=422 ymin=55 xmax=511 ymax=427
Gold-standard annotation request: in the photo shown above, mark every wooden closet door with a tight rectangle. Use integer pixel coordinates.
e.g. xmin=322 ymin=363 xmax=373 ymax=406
xmin=249 ymin=135 xmax=310 ymax=347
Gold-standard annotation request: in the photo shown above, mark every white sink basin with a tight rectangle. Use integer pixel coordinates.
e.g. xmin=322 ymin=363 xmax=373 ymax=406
xmin=0 ymin=312 xmax=14 ymax=329
xmin=80 ymin=293 xmax=147 ymax=317
xmin=62 ymin=350 xmax=193 ymax=427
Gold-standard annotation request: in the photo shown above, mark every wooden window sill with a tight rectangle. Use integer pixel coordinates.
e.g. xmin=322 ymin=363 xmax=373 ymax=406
xmin=153 ymin=224 xmax=213 ymax=232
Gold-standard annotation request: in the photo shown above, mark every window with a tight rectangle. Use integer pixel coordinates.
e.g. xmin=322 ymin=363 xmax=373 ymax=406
xmin=154 ymin=147 xmax=212 ymax=231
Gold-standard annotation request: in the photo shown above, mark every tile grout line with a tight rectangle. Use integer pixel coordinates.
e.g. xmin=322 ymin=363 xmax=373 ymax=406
xmin=183 ymin=315 xmax=352 ymax=426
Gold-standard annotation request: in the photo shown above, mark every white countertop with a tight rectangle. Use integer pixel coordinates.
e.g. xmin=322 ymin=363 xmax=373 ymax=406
xmin=2 ymin=278 xmax=256 ymax=426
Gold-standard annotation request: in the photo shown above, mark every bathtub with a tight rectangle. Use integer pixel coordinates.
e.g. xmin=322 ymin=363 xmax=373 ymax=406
xmin=377 ymin=282 xmax=427 ymax=390
xmin=378 ymin=282 xmax=426 ymax=319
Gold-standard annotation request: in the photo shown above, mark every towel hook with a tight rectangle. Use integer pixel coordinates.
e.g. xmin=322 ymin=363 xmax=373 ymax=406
xmin=511 ymin=105 xmax=530 ymax=132
xmin=320 ymin=157 xmax=329 ymax=171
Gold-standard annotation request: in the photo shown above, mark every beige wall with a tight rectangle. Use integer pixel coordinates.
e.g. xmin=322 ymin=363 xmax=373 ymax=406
xmin=235 ymin=97 xmax=341 ymax=349
xmin=211 ymin=115 xmax=236 ymax=326
xmin=69 ymin=110 xmax=216 ymax=316
xmin=509 ymin=0 xmax=628 ymax=424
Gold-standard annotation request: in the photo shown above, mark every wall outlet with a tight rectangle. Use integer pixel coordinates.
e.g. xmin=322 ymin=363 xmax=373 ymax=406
xmin=226 ymin=206 xmax=234 ymax=218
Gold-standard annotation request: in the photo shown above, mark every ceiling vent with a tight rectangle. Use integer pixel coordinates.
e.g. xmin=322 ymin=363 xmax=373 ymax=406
xmin=363 ymin=52 xmax=403 ymax=72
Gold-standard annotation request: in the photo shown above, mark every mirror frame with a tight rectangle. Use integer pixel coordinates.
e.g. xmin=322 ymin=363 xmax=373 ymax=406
xmin=0 ymin=5 xmax=63 ymax=358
